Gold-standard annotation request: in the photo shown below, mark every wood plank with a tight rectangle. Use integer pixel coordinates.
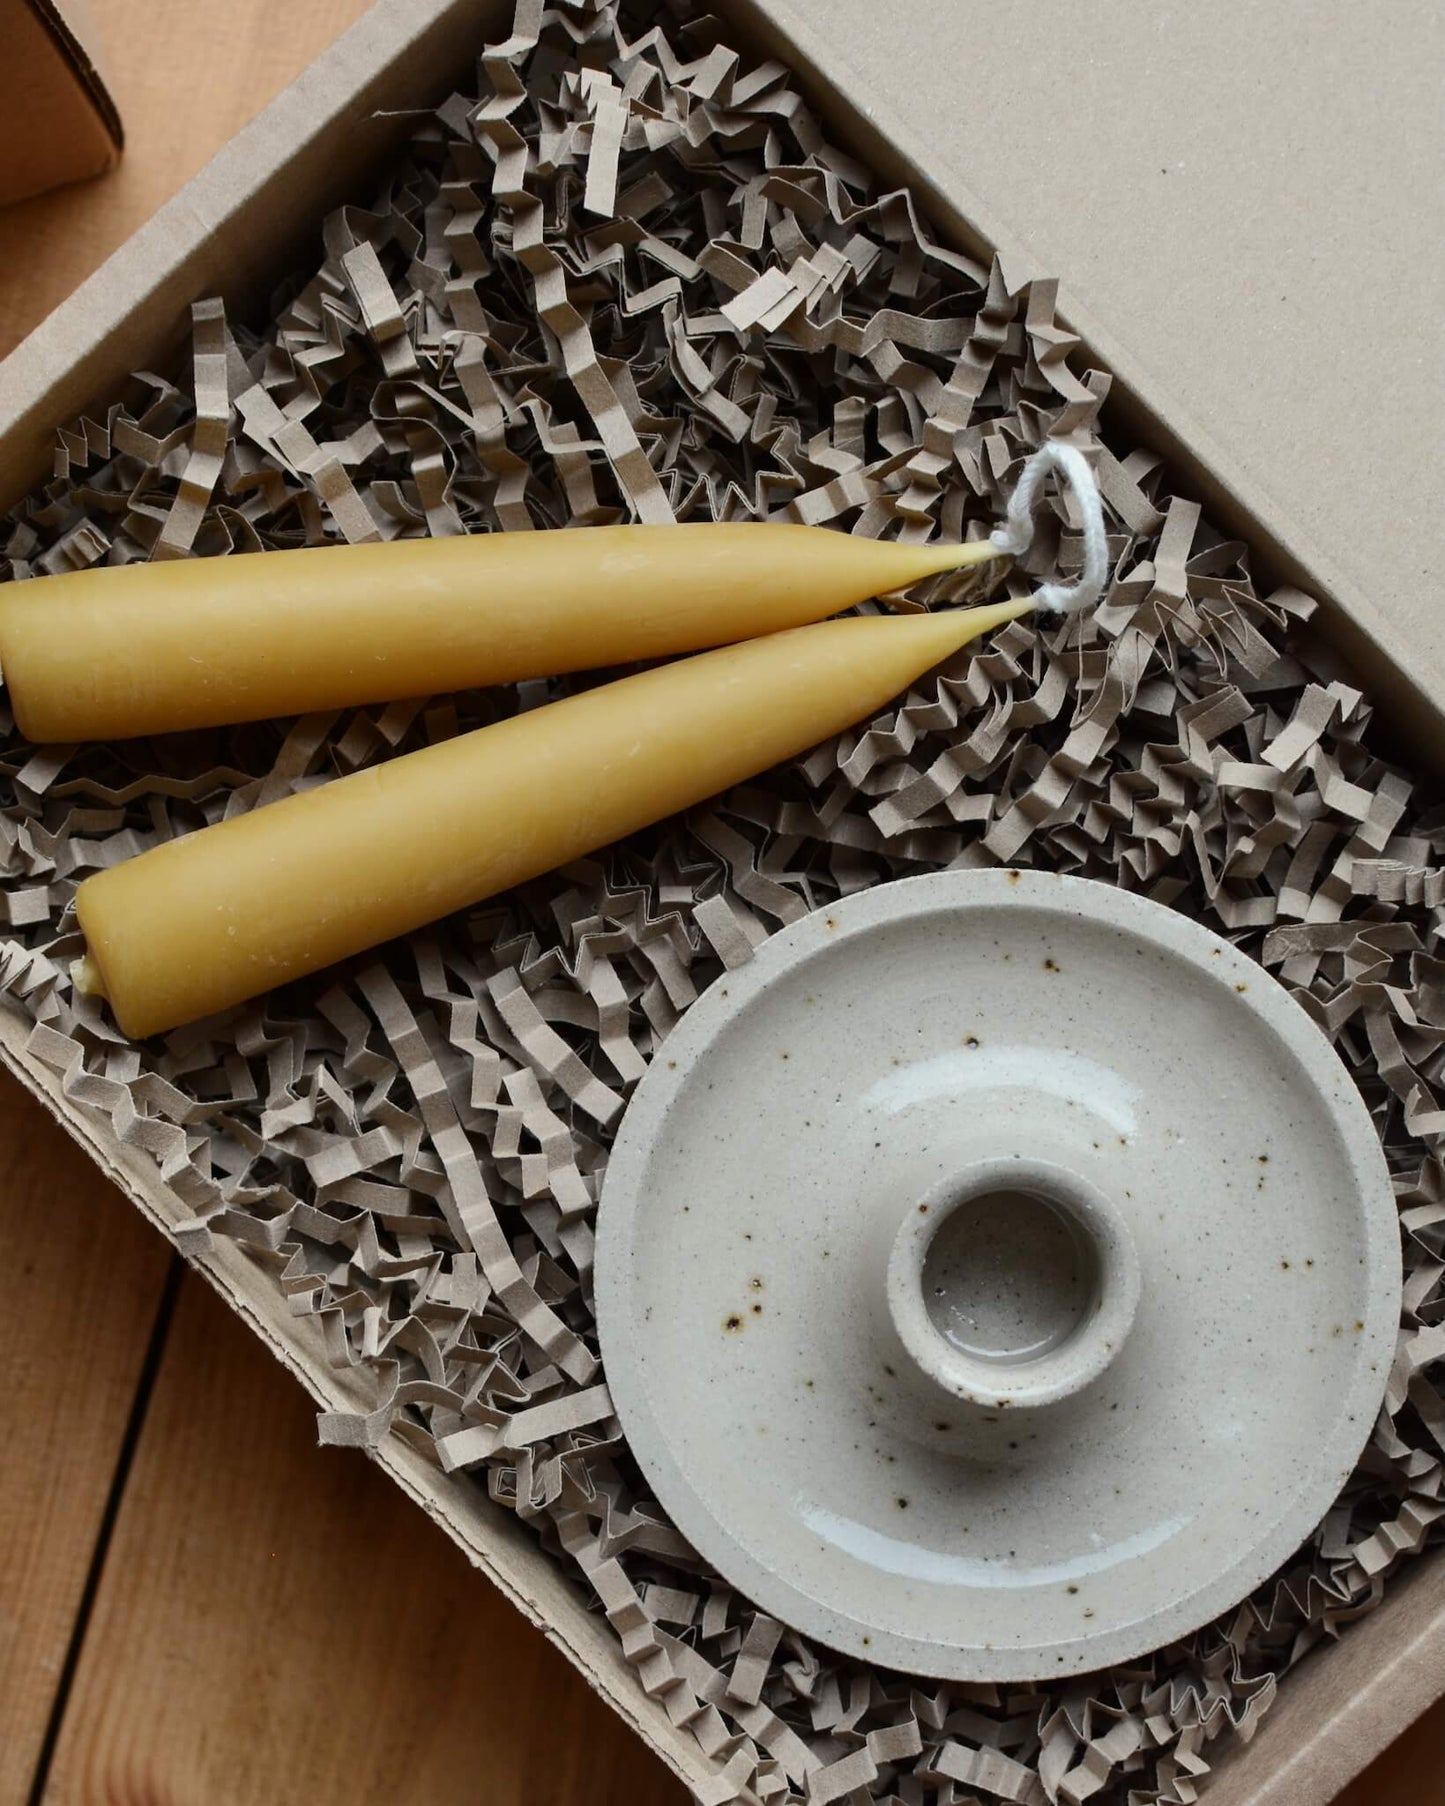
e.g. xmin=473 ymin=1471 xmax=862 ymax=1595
xmin=41 ymin=1274 xmax=687 ymax=1805
xmin=0 ymin=1068 xmax=172 ymax=1802
xmin=1337 ymin=1696 xmax=1445 ymax=1806
xmin=0 ymin=0 xmax=372 ymax=358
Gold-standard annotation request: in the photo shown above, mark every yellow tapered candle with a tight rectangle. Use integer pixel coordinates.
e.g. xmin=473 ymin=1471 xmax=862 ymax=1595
xmin=0 ymin=525 xmax=1001 ymax=743
xmin=73 ymin=600 xmax=1027 ymax=1038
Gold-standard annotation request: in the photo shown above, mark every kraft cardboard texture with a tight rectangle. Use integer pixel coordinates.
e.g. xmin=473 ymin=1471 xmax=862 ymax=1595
xmin=757 ymin=0 xmax=1445 ymax=707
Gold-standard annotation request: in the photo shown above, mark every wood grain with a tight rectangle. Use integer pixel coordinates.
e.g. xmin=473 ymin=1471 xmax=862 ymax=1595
xmin=0 ymin=1069 xmax=172 ymax=1802
xmin=0 ymin=0 xmax=372 ymax=358
xmin=41 ymin=1274 xmax=686 ymax=1806
xmin=1338 ymin=1698 xmax=1445 ymax=1806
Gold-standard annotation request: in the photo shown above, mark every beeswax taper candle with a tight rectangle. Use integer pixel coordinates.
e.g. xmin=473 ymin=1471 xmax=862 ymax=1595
xmin=73 ymin=600 xmax=1028 ymax=1038
xmin=0 ymin=524 xmax=1001 ymax=742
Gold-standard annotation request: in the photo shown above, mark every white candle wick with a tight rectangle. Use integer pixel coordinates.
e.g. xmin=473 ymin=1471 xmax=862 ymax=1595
xmin=990 ymin=443 xmax=1110 ymax=618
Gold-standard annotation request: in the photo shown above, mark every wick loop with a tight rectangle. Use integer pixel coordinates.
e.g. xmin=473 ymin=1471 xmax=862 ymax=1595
xmin=990 ymin=443 xmax=1109 ymax=617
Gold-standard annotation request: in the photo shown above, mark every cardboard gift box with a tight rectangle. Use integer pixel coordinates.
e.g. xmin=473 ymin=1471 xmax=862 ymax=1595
xmin=0 ymin=0 xmax=122 ymax=207
xmin=0 ymin=3 xmax=1441 ymax=1800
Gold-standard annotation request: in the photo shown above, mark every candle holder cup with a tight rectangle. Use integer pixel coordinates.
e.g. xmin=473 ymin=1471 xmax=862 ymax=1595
xmin=882 ymin=1155 xmax=1141 ymax=1415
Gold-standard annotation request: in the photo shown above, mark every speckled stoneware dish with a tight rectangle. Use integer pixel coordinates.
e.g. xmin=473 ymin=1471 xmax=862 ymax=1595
xmin=594 ymin=871 xmax=1401 ymax=1680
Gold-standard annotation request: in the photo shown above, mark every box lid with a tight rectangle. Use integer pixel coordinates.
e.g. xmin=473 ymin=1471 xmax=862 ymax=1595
xmin=756 ymin=0 xmax=1445 ymax=714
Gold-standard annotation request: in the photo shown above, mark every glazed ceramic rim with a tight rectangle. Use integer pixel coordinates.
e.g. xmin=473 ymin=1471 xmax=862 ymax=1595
xmin=594 ymin=871 xmax=1401 ymax=1680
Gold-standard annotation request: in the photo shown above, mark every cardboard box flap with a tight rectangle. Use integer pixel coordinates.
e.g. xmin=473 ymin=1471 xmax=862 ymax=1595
xmin=750 ymin=0 xmax=1445 ymax=744
xmin=0 ymin=0 xmax=123 ymax=207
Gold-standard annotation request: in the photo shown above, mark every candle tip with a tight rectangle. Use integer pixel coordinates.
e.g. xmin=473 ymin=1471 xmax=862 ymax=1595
xmin=72 ymin=953 xmax=107 ymax=1000
xmin=951 ymin=594 xmax=1036 ymax=639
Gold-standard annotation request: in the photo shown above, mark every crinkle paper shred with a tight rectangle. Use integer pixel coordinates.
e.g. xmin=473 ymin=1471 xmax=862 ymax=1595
xmin=3 ymin=3 xmax=1442 ymax=1801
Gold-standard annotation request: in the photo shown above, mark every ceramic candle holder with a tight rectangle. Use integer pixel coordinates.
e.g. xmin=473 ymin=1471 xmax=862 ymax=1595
xmin=595 ymin=871 xmax=1400 ymax=1680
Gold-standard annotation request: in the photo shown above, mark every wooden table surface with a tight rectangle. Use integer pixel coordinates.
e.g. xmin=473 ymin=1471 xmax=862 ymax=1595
xmin=0 ymin=5 xmax=1440 ymax=1802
